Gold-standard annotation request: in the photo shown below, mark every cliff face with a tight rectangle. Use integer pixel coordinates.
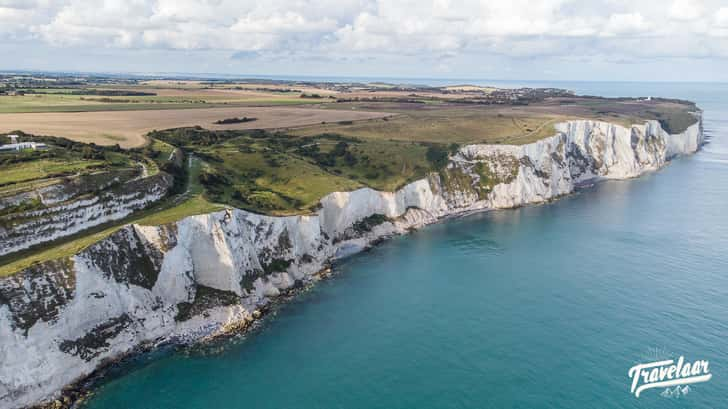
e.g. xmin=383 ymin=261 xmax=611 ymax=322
xmin=0 ymin=118 xmax=703 ymax=408
xmin=0 ymin=172 xmax=173 ymax=257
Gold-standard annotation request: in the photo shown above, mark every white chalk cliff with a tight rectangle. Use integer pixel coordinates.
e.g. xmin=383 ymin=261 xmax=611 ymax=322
xmin=0 ymin=117 xmax=703 ymax=408
xmin=0 ymin=172 xmax=173 ymax=257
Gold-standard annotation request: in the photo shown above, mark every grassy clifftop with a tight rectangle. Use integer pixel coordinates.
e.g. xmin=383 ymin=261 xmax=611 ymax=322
xmin=150 ymin=127 xmax=458 ymax=215
xmin=292 ymin=97 xmax=698 ymax=146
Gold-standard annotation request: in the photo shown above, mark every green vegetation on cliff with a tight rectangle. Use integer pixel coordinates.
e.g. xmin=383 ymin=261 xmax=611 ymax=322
xmin=151 ymin=127 xmax=456 ymax=215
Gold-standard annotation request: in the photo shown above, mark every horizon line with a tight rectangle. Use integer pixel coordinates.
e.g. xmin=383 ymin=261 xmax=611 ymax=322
xmin=1 ymin=69 xmax=726 ymax=86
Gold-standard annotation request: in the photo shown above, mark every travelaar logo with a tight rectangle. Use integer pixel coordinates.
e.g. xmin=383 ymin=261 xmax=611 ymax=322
xmin=628 ymin=356 xmax=711 ymax=398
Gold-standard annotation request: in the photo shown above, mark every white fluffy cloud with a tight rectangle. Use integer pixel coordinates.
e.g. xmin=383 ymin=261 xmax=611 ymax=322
xmin=601 ymin=13 xmax=649 ymax=37
xmin=669 ymin=0 xmax=704 ymax=21
xmin=0 ymin=0 xmax=726 ymax=71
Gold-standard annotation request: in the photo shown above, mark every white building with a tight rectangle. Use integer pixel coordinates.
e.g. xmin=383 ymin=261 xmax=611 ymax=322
xmin=0 ymin=135 xmax=47 ymax=152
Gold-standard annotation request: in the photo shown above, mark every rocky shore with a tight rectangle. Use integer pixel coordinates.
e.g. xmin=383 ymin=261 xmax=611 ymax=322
xmin=31 ymin=264 xmax=335 ymax=409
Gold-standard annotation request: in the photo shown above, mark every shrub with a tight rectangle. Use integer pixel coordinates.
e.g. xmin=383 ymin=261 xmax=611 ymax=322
xmin=214 ymin=117 xmax=257 ymax=125
xmin=353 ymin=214 xmax=390 ymax=234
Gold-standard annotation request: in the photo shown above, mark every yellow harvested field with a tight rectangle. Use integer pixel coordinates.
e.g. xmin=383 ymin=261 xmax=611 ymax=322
xmin=0 ymin=106 xmax=393 ymax=148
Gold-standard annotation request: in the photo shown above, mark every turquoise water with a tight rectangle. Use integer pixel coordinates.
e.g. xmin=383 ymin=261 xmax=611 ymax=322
xmin=84 ymin=82 xmax=728 ymax=409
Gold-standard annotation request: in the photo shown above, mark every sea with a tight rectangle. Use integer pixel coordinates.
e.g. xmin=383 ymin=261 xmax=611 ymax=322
xmin=81 ymin=81 xmax=728 ymax=409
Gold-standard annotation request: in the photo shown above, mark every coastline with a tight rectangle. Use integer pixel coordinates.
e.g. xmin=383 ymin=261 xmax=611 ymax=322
xmin=1 ymin=116 xmax=703 ymax=409
xmin=32 ymin=263 xmax=338 ymax=409
xmin=16 ymin=220 xmax=420 ymax=409
xmin=40 ymin=152 xmax=701 ymax=409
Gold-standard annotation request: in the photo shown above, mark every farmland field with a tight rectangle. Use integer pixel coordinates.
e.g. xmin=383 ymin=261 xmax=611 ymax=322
xmin=0 ymin=85 xmax=323 ymax=113
xmin=1 ymin=78 xmax=697 ymax=149
xmin=0 ymin=106 xmax=393 ymax=148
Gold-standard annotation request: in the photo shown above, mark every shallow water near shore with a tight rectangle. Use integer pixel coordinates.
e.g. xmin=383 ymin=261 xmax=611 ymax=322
xmin=82 ymin=81 xmax=728 ymax=409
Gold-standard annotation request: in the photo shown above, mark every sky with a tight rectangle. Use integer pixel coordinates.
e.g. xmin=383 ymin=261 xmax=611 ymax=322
xmin=1 ymin=0 xmax=727 ymax=82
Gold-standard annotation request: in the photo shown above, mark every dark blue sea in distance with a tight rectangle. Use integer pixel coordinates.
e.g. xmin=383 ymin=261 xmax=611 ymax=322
xmin=82 ymin=81 xmax=728 ymax=409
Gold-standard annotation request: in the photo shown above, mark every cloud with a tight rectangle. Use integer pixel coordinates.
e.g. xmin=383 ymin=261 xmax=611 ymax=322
xmin=716 ymin=8 xmax=728 ymax=27
xmin=0 ymin=0 xmax=46 ymax=8
xmin=669 ymin=0 xmax=703 ymax=21
xmin=1 ymin=0 xmax=728 ymax=71
xmin=601 ymin=13 xmax=649 ymax=37
xmin=230 ymin=12 xmax=337 ymax=34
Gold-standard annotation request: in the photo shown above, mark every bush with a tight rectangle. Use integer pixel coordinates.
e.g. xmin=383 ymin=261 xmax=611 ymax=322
xmin=425 ymin=143 xmax=459 ymax=170
xmin=214 ymin=117 xmax=257 ymax=125
xmin=152 ymin=127 xmax=240 ymax=147
xmin=353 ymin=214 xmax=390 ymax=234
xmin=198 ymin=170 xmax=229 ymax=193
xmin=425 ymin=144 xmax=449 ymax=169
xmin=81 ymin=146 xmax=104 ymax=160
